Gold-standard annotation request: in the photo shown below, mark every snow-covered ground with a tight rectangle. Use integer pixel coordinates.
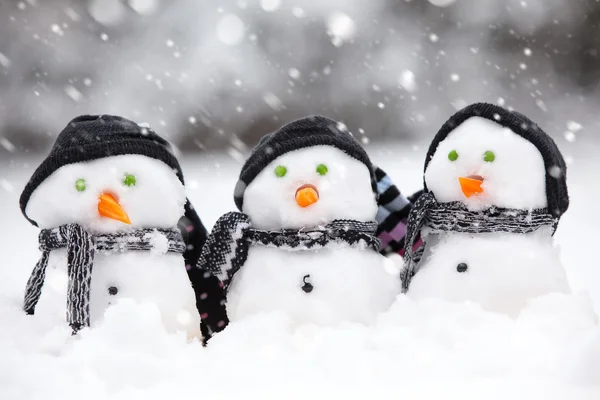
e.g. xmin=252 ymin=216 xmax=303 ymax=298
xmin=1 ymin=141 xmax=599 ymax=399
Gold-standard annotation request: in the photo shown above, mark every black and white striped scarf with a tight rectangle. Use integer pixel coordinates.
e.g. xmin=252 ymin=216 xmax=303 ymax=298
xmin=197 ymin=212 xmax=381 ymax=291
xmin=374 ymin=166 xmax=420 ymax=256
xmin=24 ymin=224 xmax=186 ymax=333
xmin=401 ymin=191 xmax=559 ymax=291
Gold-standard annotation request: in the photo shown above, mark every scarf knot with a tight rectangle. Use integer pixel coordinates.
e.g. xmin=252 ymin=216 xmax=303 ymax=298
xmin=24 ymin=223 xmax=185 ymax=333
xmin=196 ymin=212 xmax=380 ymax=291
xmin=401 ymin=192 xmax=559 ymax=291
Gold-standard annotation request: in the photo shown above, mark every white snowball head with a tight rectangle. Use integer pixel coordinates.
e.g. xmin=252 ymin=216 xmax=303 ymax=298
xmin=242 ymin=145 xmax=377 ymax=230
xmin=26 ymin=155 xmax=186 ymax=232
xmin=425 ymin=117 xmax=548 ymax=210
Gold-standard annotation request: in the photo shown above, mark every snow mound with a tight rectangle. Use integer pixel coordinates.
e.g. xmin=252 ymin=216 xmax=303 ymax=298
xmin=1 ymin=292 xmax=599 ymax=399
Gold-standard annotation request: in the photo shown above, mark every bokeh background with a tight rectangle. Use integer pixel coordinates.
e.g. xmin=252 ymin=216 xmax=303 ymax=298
xmin=0 ymin=0 xmax=599 ymax=155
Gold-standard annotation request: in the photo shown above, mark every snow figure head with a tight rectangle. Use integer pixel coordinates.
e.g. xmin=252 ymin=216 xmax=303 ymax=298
xmin=423 ymin=103 xmax=569 ymax=216
xmin=26 ymin=155 xmax=186 ymax=232
xmin=242 ymin=145 xmax=377 ymax=230
xmin=234 ymin=116 xmax=378 ymax=230
xmin=20 ymin=115 xmax=189 ymax=232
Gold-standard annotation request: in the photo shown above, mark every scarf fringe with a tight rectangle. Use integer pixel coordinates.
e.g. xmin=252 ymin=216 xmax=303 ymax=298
xmin=24 ymin=224 xmax=185 ymax=333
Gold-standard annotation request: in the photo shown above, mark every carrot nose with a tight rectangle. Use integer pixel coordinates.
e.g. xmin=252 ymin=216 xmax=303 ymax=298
xmin=98 ymin=193 xmax=131 ymax=224
xmin=458 ymin=176 xmax=484 ymax=198
xmin=295 ymin=184 xmax=319 ymax=208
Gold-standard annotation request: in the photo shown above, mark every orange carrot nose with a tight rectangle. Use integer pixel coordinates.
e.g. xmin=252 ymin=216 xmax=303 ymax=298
xmin=458 ymin=175 xmax=484 ymax=198
xmin=295 ymin=184 xmax=319 ymax=208
xmin=98 ymin=193 xmax=131 ymax=224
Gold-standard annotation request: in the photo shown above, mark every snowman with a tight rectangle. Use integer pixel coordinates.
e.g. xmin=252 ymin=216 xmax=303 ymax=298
xmin=20 ymin=115 xmax=209 ymax=334
xmin=197 ymin=116 xmax=400 ymax=331
xmin=401 ymin=103 xmax=571 ymax=315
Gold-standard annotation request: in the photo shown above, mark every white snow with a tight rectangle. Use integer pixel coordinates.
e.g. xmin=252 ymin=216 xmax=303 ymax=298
xmin=0 ymin=137 xmax=15 ymax=153
xmin=262 ymin=92 xmax=283 ymax=110
xmin=216 ymin=14 xmax=245 ymax=46
xmin=428 ymin=0 xmax=457 ymax=7
xmin=1 ymin=143 xmax=599 ymax=399
xmin=242 ymin=145 xmax=377 ymax=230
xmin=36 ymin=251 xmax=199 ymax=335
xmin=128 ymin=0 xmax=159 ymax=16
xmin=146 ymin=230 xmax=169 ymax=255
xmin=399 ymin=69 xmax=417 ymax=92
xmin=88 ymin=0 xmax=127 ymax=26
xmin=227 ymin=246 xmax=400 ymax=325
xmin=425 ymin=116 xmax=548 ymax=210
xmin=326 ymin=12 xmax=356 ymax=46
xmin=64 ymin=85 xmax=82 ymax=102
xmin=26 ymin=155 xmax=186 ymax=232
xmin=409 ymin=230 xmax=570 ymax=315
xmin=0 ymin=52 xmax=10 ymax=69
xmin=260 ymin=0 xmax=281 ymax=12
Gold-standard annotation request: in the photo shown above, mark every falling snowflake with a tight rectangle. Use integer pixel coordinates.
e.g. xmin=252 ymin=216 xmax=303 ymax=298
xmin=217 ymin=14 xmax=245 ymax=45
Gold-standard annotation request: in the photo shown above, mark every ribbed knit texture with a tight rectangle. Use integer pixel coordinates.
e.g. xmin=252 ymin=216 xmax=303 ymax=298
xmin=233 ymin=115 xmax=378 ymax=210
xmin=424 ymin=103 xmax=569 ymax=218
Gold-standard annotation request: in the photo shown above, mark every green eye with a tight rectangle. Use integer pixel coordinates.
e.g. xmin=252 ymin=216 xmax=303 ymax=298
xmin=448 ymin=150 xmax=459 ymax=161
xmin=316 ymin=164 xmax=328 ymax=176
xmin=75 ymin=178 xmax=87 ymax=192
xmin=483 ymin=151 xmax=496 ymax=162
xmin=123 ymin=174 xmax=137 ymax=187
xmin=274 ymin=165 xmax=287 ymax=177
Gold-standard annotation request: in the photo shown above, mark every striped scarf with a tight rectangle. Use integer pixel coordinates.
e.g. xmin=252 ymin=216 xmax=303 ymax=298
xmin=374 ymin=166 xmax=420 ymax=256
xmin=401 ymin=191 xmax=559 ymax=291
xmin=197 ymin=212 xmax=381 ymax=291
xmin=24 ymin=224 xmax=186 ymax=333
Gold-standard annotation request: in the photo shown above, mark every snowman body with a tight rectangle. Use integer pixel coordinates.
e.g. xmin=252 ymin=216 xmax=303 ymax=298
xmin=37 ymin=251 xmax=197 ymax=331
xmin=26 ymin=155 xmax=199 ymax=332
xmin=228 ymin=145 xmax=400 ymax=324
xmin=228 ymin=245 xmax=398 ymax=325
xmin=410 ymin=230 xmax=569 ymax=315
xmin=407 ymin=116 xmax=571 ymax=313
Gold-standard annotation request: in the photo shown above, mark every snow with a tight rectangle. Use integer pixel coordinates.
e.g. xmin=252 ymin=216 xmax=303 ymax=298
xmin=399 ymin=69 xmax=417 ymax=92
xmin=242 ymin=145 xmax=377 ymax=230
xmin=216 ymin=14 xmax=245 ymax=46
xmin=260 ymin=0 xmax=282 ymax=13
xmin=262 ymin=92 xmax=283 ymax=111
xmin=227 ymin=246 xmax=400 ymax=324
xmin=0 ymin=52 xmax=10 ymax=68
xmin=326 ymin=12 xmax=356 ymax=47
xmin=428 ymin=0 xmax=457 ymax=7
xmin=1 ymin=143 xmax=599 ymax=399
xmin=88 ymin=0 xmax=127 ymax=26
xmin=0 ymin=138 xmax=15 ymax=153
xmin=409 ymin=230 xmax=570 ymax=315
xmin=128 ymin=0 xmax=159 ymax=16
xmin=36 ymin=250 xmax=199 ymax=335
xmin=424 ymin=117 xmax=548 ymax=210
xmin=26 ymin=155 xmax=186 ymax=232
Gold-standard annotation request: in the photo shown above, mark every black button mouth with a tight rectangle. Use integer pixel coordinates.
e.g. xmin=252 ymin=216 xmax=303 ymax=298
xmin=301 ymin=274 xmax=314 ymax=293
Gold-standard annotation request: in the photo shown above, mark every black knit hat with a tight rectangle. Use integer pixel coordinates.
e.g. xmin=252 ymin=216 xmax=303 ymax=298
xmin=424 ymin=103 xmax=569 ymax=218
xmin=233 ymin=115 xmax=378 ymax=210
xmin=20 ymin=115 xmax=208 ymax=266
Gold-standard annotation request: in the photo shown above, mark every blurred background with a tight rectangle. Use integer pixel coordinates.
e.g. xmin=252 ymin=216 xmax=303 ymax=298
xmin=0 ymin=0 xmax=599 ymax=156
